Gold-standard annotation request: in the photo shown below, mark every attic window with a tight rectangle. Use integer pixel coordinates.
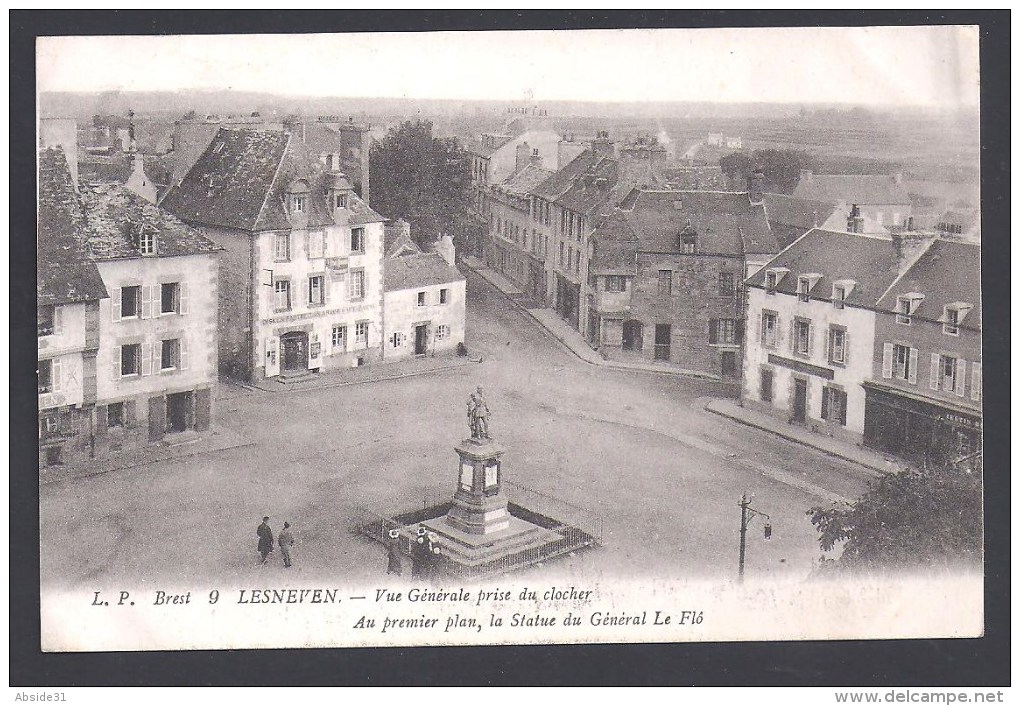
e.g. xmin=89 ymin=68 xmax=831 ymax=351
xmin=797 ymin=274 xmax=821 ymax=303
xmin=335 ymin=192 xmax=348 ymax=209
xmin=138 ymin=226 xmax=157 ymax=256
xmin=896 ymin=293 xmax=924 ymax=325
xmin=832 ymin=279 xmax=856 ymax=310
xmin=292 ymin=195 xmax=306 ymax=213
xmin=940 ymin=302 xmax=972 ymax=336
xmin=765 ymin=267 xmax=789 ymax=295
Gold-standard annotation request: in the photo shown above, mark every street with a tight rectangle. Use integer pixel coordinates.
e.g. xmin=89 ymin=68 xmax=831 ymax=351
xmin=40 ymin=270 xmax=875 ymax=590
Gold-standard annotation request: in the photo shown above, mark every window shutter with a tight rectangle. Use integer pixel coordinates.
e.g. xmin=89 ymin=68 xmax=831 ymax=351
xmin=757 ymin=313 xmax=763 ymax=345
xmin=112 ymin=287 xmax=122 ymax=321
xmin=709 ymin=319 xmax=718 ymax=344
xmin=51 ymin=358 xmax=62 ymax=392
xmin=807 ymin=324 xmax=814 ymax=356
xmin=955 ymin=359 xmax=966 ymax=397
xmin=323 ymin=276 xmax=330 ymax=303
xmin=790 ymin=320 xmax=796 ymax=353
xmin=882 ymin=343 xmax=893 ymax=379
xmin=821 ymin=386 xmax=830 ymax=419
xmin=54 ymin=306 xmax=64 ymax=335
xmin=736 ymin=320 xmax=744 ymax=344
xmin=180 ymin=337 xmax=189 ymax=371
xmin=971 ymin=363 xmax=982 ymax=401
xmin=303 ymin=230 xmax=310 ymax=258
xmin=125 ymin=399 xmax=136 ymax=427
xmin=843 ymin=329 xmax=849 ymax=365
xmin=113 ymin=346 xmax=122 ymax=379
xmin=141 ymin=342 xmax=153 ymax=376
xmin=930 ymin=353 xmax=940 ymax=390
xmin=141 ymin=285 xmax=153 ymax=319
xmin=908 ymin=347 xmax=918 ymax=385
xmin=839 ymin=390 xmax=848 ymax=425
xmin=179 ymin=282 xmax=190 ymax=315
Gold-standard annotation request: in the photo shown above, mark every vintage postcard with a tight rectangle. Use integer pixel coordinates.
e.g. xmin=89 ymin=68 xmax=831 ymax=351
xmin=35 ymin=24 xmax=983 ymax=653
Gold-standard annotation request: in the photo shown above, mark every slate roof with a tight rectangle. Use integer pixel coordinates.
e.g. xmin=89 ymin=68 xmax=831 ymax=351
xmin=384 ymin=252 xmax=464 ymax=292
xmin=877 ymin=238 xmax=981 ymax=325
xmin=763 ymin=193 xmax=841 ymax=248
xmin=37 ymin=148 xmax=109 ymax=305
xmin=466 ymin=134 xmax=512 ymax=158
xmin=555 ymin=158 xmax=622 ymax=215
xmin=79 ymin=182 xmax=222 ymax=261
xmin=495 ymin=163 xmax=555 ymax=197
xmin=162 ymin=127 xmax=385 ymax=232
xmin=532 ymin=150 xmax=604 ymax=201
xmin=744 ymin=229 xmax=902 ymax=308
xmin=792 ymin=174 xmax=911 ymax=206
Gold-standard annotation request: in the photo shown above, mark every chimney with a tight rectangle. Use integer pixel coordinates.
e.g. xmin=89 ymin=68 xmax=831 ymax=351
xmin=530 ymin=147 xmax=543 ymax=168
xmin=847 ymin=204 xmax=864 ymax=234
xmin=434 ymin=234 xmax=456 ymax=266
xmin=592 ymin=130 xmax=615 ymax=159
xmin=748 ymin=169 xmax=765 ymax=205
xmin=799 ymin=169 xmax=813 ymax=183
xmin=515 ymin=141 xmax=531 ymax=172
xmin=558 ymin=135 xmax=585 ymax=169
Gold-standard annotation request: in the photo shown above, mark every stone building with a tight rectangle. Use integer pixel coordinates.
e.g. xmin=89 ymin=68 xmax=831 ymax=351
xmin=162 ymin=127 xmax=386 ymax=383
xmin=382 ymin=232 xmax=466 ymax=360
xmin=588 ymin=182 xmax=779 ymax=377
xmin=864 ymin=236 xmax=981 ymax=469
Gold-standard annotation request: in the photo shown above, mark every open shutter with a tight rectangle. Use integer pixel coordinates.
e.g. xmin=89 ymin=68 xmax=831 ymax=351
xmin=882 ymin=343 xmax=893 ymax=379
xmin=756 ymin=312 xmax=763 ymax=345
xmin=955 ymin=359 xmax=966 ymax=397
xmin=180 ymin=337 xmax=190 ymax=371
xmin=51 ymin=358 xmax=62 ymax=393
xmin=112 ymin=346 xmax=122 ymax=380
xmin=842 ymin=329 xmax=849 ymax=365
xmin=309 ymin=332 xmax=320 ymax=369
xmin=807 ymin=323 xmax=814 ymax=357
xmin=265 ymin=336 xmax=280 ymax=378
xmin=125 ymin=399 xmax=137 ymax=427
xmin=179 ymin=282 xmax=190 ymax=315
xmin=54 ymin=306 xmax=64 ymax=335
xmin=839 ymin=389 xmax=848 ymax=425
xmin=112 ymin=288 xmax=122 ymax=321
xmin=709 ymin=319 xmax=718 ymax=344
xmin=971 ymin=363 xmax=982 ymax=401
xmin=736 ymin=320 xmax=744 ymax=345
xmin=907 ymin=347 xmax=918 ymax=385
xmin=821 ymin=386 xmax=830 ymax=420
xmin=141 ymin=285 xmax=153 ymax=319
xmin=141 ymin=342 xmax=153 ymax=376
xmin=930 ymin=353 xmax=940 ymax=390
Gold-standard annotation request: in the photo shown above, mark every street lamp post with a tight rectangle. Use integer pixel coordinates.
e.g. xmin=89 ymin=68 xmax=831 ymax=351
xmin=738 ymin=492 xmax=771 ymax=582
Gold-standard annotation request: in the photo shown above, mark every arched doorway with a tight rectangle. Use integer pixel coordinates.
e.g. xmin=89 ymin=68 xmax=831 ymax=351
xmin=622 ymin=320 xmax=643 ymax=351
xmin=280 ymin=331 xmax=309 ymax=373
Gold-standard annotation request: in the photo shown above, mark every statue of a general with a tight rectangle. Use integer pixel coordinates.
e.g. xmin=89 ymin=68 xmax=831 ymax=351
xmin=467 ymin=386 xmax=490 ymax=440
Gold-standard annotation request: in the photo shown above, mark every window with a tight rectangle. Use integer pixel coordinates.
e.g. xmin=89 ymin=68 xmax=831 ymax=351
xmin=896 ymin=297 xmax=912 ymax=325
xmin=821 ymin=387 xmax=847 ymax=426
xmin=417 ymin=291 xmax=427 ymax=307
xmin=760 ymin=368 xmax=774 ymax=402
xmin=355 ymin=321 xmax=369 ymax=346
xmin=718 ymin=272 xmax=735 ymax=297
xmin=794 ymin=319 xmax=812 ymax=357
xmin=761 ymin=311 xmax=778 ymax=348
xmin=440 ymin=288 xmax=449 ymax=304
xmin=161 ymin=339 xmax=180 ymax=370
xmin=275 ymin=233 xmax=291 ymax=262
xmin=39 ymin=359 xmax=53 ymax=393
xmin=308 ymin=275 xmax=325 ymax=305
xmin=943 ymin=307 xmax=960 ymax=335
xmin=331 ymin=325 xmax=347 ymax=351
xmin=292 ymin=195 xmax=306 ymax=213
xmin=38 ymin=305 xmax=55 ymax=336
xmin=436 ymin=324 xmax=450 ymax=340
xmin=605 ymin=275 xmax=625 ymax=293
xmin=390 ymin=332 xmax=405 ymax=348
xmin=350 ymin=269 xmax=366 ymax=300
xmin=940 ymin=354 xmax=958 ymax=392
xmin=832 ymin=284 xmax=846 ymax=310
xmin=679 ymin=230 xmax=697 ymax=254
xmin=274 ymin=280 xmax=291 ymax=311
xmin=121 ymin=286 xmax=141 ymax=318
xmin=658 ymin=270 xmax=672 ymax=296
xmin=161 ymin=282 xmax=179 ymax=314
xmin=350 ymin=227 xmax=365 ymax=254
xmin=893 ymin=344 xmax=912 ymax=381
xmin=710 ymin=319 xmax=738 ymax=345
xmin=797 ymin=277 xmax=812 ymax=302
xmin=828 ymin=326 xmax=847 ymax=365
xmin=335 ymin=193 xmax=348 ymax=209
xmin=765 ymin=271 xmax=778 ymax=294
xmin=107 ymin=402 xmax=125 ymax=428
xmin=139 ymin=228 xmax=156 ymax=255
xmin=121 ymin=343 xmax=141 ymax=376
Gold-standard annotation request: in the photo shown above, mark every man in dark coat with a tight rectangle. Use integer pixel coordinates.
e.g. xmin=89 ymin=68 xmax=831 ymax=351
xmin=386 ymin=529 xmax=403 ymax=576
xmin=257 ymin=516 xmax=274 ymax=565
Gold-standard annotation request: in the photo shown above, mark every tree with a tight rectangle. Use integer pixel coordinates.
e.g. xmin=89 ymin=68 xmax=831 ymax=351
xmin=808 ymin=463 xmax=982 ymax=574
xmin=369 ymin=120 xmax=472 ymax=249
xmin=753 ymin=149 xmax=815 ymax=194
xmin=719 ymin=152 xmax=752 ymax=185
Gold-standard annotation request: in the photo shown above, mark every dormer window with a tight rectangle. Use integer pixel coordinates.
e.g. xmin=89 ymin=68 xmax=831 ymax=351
xmin=764 ymin=267 xmax=789 ymax=295
xmin=831 ymin=279 xmax=856 ymax=310
xmin=941 ymin=302 xmax=972 ymax=336
xmin=679 ymin=224 xmax=697 ymax=254
xmin=896 ymin=293 xmax=924 ymax=325
xmin=797 ymin=273 xmax=821 ymax=303
xmin=292 ymin=195 xmax=306 ymax=213
xmin=286 ymin=179 xmax=310 ymax=217
xmin=335 ymin=192 xmax=348 ymax=209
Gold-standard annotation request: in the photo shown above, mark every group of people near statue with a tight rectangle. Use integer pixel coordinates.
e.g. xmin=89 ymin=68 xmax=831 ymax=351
xmin=256 ymin=516 xmax=296 ymax=568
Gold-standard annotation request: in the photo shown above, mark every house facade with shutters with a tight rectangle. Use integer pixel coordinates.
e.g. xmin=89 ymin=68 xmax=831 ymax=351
xmin=162 ymin=127 xmax=387 ymax=382
xmin=37 ymin=147 xmax=109 ymax=467
xmin=588 ymin=184 xmax=779 ymax=377
xmin=864 ymin=237 xmax=981 ymax=469
xmin=742 ymin=229 xmax=906 ymax=442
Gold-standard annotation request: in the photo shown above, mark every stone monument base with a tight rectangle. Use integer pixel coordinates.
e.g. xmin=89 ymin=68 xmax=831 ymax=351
xmin=420 ymin=514 xmax=562 ymax=568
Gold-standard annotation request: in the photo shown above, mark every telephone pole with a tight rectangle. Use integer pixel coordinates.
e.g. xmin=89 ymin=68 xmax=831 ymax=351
xmin=738 ymin=492 xmax=771 ymax=582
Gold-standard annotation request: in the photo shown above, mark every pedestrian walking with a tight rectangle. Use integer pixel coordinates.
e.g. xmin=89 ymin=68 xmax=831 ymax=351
xmin=256 ymin=516 xmax=274 ymax=565
xmin=386 ymin=529 xmax=403 ymax=576
xmin=278 ymin=522 xmax=295 ymax=568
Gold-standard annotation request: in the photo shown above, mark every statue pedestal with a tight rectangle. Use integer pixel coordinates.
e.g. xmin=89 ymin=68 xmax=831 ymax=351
xmin=446 ymin=437 xmax=510 ymax=535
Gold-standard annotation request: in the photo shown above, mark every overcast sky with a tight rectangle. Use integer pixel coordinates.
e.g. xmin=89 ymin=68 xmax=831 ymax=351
xmin=37 ymin=26 xmax=979 ymax=107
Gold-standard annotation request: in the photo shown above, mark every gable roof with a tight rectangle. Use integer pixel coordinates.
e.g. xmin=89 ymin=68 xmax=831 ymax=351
xmin=744 ymin=229 xmax=902 ymax=307
xmin=37 ymin=148 xmax=109 ymax=305
xmin=763 ymin=193 xmax=841 ymax=247
xmin=792 ymin=174 xmax=911 ymax=206
xmin=384 ymin=252 xmax=464 ymax=292
xmin=162 ymin=127 xmax=384 ymax=232
xmin=876 ymin=237 xmax=980 ymax=324
xmin=496 ymin=163 xmax=555 ymax=198
xmin=532 ymin=149 xmax=604 ymax=201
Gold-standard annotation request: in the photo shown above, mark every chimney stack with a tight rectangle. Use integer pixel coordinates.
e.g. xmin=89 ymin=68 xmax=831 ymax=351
xmin=592 ymin=130 xmax=615 ymax=159
xmin=515 ymin=141 xmax=531 ymax=172
xmin=434 ymin=234 xmax=456 ymax=266
xmin=530 ymin=147 xmax=543 ymax=168
xmin=748 ymin=169 xmax=765 ymax=205
xmin=847 ymin=204 xmax=864 ymax=234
